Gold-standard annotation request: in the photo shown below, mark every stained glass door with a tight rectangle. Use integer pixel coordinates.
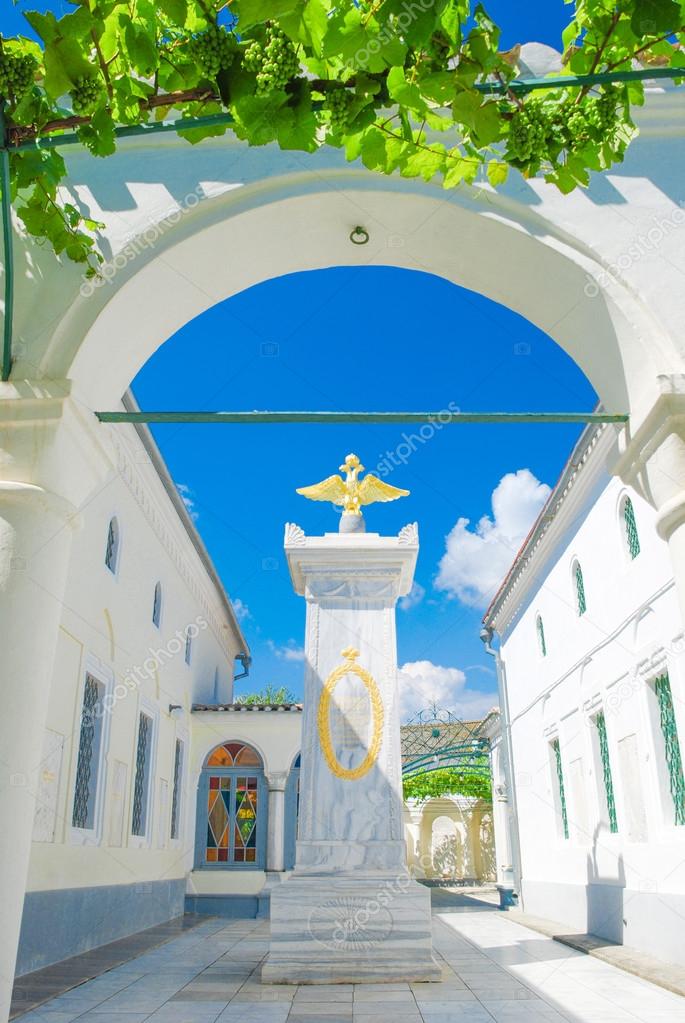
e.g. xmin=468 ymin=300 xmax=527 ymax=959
xmin=196 ymin=768 xmax=266 ymax=867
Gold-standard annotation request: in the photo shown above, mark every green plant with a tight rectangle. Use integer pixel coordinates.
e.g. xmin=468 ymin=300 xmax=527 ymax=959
xmin=403 ymin=767 xmax=492 ymax=801
xmin=0 ymin=1 xmax=683 ymax=272
xmin=234 ymin=683 xmax=297 ymax=704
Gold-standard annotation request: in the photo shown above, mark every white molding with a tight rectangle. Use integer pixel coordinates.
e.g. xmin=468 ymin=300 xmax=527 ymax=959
xmin=108 ymin=429 xmax=232 ymax=653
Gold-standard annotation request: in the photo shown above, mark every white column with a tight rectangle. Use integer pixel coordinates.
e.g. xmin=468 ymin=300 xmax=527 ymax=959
xmin=614 ymin=383 xmax=685 ymax=624
xmin=266 ymin=772 xmax=288 ymax=873
xmin=0 ymin=483 xmax=78 ymax=1016
xmin=0 ymin=387 xmax=96 ymax=1021
xmin=264 ymin=521 xmax=440 ymax=983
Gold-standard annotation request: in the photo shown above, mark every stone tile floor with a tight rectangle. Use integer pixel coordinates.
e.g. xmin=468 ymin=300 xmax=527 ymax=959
xmin=14 ymin=894 xmax=685 ymax=1023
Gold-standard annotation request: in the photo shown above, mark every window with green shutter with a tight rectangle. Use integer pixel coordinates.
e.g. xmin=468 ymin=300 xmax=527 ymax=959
xmin=551 ymin=738 xmax=569 ymax=839
xmin=595 ymin=712 xmax=618 ymax=833
xmin=574 ymin=561 xmax=587 ymax=616
xmin=654 ymin=674 xmax=685 ymax=826
xmin=623 ymin=497 xmax=640 ymax=560
xmin=536 ymin=614 xmax=547 ymax=657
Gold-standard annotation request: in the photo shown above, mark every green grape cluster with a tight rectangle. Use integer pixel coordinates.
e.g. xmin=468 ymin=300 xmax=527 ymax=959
xmin=560 ymin=88 xmax=621 ymax=147
xmin=0 ymin=51 xmax=37 ymax=100
xmin=586 ymin=89 xmax=620 ymax=133
xmin=508 ymin=100 xmax=552 ymax=163
xmin=243 ymin=28 xmax=299 ymax=95
xmin=426 ymin=32 xmax=451 ymax=67
xmin=71 ymin=74 xmax=104 ymax=115
xmin=188 ymin=25 xmax=235 ymax=78
xmin=326 ymin=89 xmax=352 ymax=134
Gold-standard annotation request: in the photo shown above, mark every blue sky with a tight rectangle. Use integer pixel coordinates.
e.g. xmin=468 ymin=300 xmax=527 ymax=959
xmin=133 ymin=267 xmax=595 ymax=713
xmin=3 ymin=1 xmax=592 ymax=715
xmin=3 ymin=2 xmax=573 ymax=50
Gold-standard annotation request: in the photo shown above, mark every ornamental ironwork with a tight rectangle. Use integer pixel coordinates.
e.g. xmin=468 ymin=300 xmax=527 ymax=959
xmin=575 ymin=562 xmax=587 ymax=616
xmin=536 ymin=615 xmax=547 ymax=657
xmin=170 ymin=738 xmax=182 ymax=840
xmin=552 ymin=738 xmax=569 ymax=839
xmin=654 ymin=674 xmax=685 ymax=826
xmin=595 ymin=712 xmax=618 ymax=833
xmin=401 ymin=705 xmax=493 ymax=779
xmin=623 ymin=497 xmax=640 ymax=560
xmin=132 ymin=712 xmax=151 ymax=837
xmin=72 ymin=674 xmax=101 ymax=829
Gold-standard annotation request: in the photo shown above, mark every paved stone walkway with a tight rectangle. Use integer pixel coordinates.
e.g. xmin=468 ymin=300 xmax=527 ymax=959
xmin=15 ymin=896 xmax=685 ymax=1023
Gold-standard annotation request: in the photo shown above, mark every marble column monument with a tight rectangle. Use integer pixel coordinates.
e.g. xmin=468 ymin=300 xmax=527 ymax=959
xmin=262 ymin=507 xmax=440 ymax=983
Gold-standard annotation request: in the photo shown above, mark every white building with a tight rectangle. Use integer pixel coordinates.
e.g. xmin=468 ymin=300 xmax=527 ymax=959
xmin=15 ymin=396 xmax=496 ymax=982
xmin=16 ymin=393 xmax=255 ymax=974
xmin=484 ymin=423 xmax=685 ymax=967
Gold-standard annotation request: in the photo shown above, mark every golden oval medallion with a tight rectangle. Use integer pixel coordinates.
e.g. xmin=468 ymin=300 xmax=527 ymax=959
xmin=317 ymin=647 xmax=384 ymax=781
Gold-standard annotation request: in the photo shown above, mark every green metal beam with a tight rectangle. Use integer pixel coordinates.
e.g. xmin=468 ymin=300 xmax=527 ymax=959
xmin=0 ymin=103 xmax=13 ymax=381
xmin=497 ymin=65 xmax=684 ymax=94
xmin=95 ymin=410 xmax=628 ymax=425
xmin=10 ymin=66 xmax=684 ymax=153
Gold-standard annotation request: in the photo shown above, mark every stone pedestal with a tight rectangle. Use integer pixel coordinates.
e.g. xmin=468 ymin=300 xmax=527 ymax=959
xmin=262 ymin=522 xmax=440 ymax=984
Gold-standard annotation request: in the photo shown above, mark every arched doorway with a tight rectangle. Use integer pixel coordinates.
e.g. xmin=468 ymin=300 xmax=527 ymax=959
xmin=194 ymin=741 xmax=267 ymax=868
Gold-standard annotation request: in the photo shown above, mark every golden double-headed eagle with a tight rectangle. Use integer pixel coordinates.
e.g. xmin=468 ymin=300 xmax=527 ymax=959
xmin=296 ymin=453 xmax=409 ymax=516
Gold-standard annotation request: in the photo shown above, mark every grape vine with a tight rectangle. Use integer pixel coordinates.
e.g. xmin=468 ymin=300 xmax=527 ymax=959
xmin=0 ymin=0 xmax=683 ymax=273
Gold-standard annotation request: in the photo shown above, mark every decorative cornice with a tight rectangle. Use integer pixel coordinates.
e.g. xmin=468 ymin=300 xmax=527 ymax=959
xmin=109 ymin=427 xmax=235 ymax=653
xmin=484 ymin=420 xmax=611 ymax=631
xmin=636 ymin=646 xmax=669 ymax=681
xmin=398 ymin=522 xmax=419 ymax=545
xmin=284 ymin=522 xmax=306 ymax=546
xmin=191 ymin=702 xmax=303 ymax=712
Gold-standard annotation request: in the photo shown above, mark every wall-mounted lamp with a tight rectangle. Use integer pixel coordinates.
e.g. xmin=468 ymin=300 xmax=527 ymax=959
xmin=169 ymin=704 xmax=183 ymax=716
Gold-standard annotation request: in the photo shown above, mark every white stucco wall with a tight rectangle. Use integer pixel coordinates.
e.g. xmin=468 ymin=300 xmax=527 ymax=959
xmin=491 ymin=425 xmax=685 ymax=965
xmin=26 ymin=411 xmax=247 ymax=894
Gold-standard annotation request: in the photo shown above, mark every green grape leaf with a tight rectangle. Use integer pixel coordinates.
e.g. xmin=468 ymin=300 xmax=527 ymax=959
xmin=157 ymin=0 xmax=188 ymax=24
xmin=43 ymin=37 xmax=92 ymax=96
xmin=631 ymin=0 xmax=681 ymax=36
xmin=387 ymin=67 xmax=427 ymax=113
xmin=400 ymin=143 xmax=446 ymax=181
xmin=487 ymin=159 xmax=509 ymax=186
xmin=233 ymin=0 xmax=302 ymax=31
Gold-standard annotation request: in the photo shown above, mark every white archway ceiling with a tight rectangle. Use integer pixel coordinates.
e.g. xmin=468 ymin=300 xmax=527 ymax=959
xmin=9 ymin=88 xmax=685 ymax=432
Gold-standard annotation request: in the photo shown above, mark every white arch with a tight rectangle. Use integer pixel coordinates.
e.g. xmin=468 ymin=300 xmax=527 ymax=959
xmin=11 ymin=128 xmax=675 ymax=429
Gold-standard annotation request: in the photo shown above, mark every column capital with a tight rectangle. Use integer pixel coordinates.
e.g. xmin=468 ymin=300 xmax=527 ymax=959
xmin=266 ymin=771 xmax=289 ymax=792
xmin=0 ymin=481 xmax=81 ymax=528
xmin=612 ymin=378 xmax=685 ymax=532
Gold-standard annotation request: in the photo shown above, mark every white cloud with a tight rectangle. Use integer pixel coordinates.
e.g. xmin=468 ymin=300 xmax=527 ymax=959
xmin=176 ymin=482 xmax=199 ymax=522
xmin=399 ymin=581 xmax=425 ymax=612
xmin=268 ymin=639 xmax=305 ymax=662
xmin=435 ymin=468 xmax=550 ymax=608
xmin=231 ymin=598 xmax=251 ymax=622
xmin=398 ymin=660 xmax=498 ymax=723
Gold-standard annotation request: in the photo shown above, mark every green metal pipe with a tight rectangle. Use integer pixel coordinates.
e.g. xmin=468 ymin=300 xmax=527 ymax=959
xmin=497 ymin=65 xmax=684 ymax=94
xmin=95 ymin=410 xmax=628 ymax=425
xmin=9 ymin=66 xmax=684 ymax=153
xmin=13 ymin=111 xmax=237 ymax=152
xmin=0 ymin=103 xmax=13 ymax=382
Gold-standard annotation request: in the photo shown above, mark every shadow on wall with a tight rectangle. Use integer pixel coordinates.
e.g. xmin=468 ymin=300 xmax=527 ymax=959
xmin=586 ymin=823 xmax=625 ymax=944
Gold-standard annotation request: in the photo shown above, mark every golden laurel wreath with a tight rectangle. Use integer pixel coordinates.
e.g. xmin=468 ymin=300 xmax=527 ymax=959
xmin=317 ymin=647 xmax=384 ymax=781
